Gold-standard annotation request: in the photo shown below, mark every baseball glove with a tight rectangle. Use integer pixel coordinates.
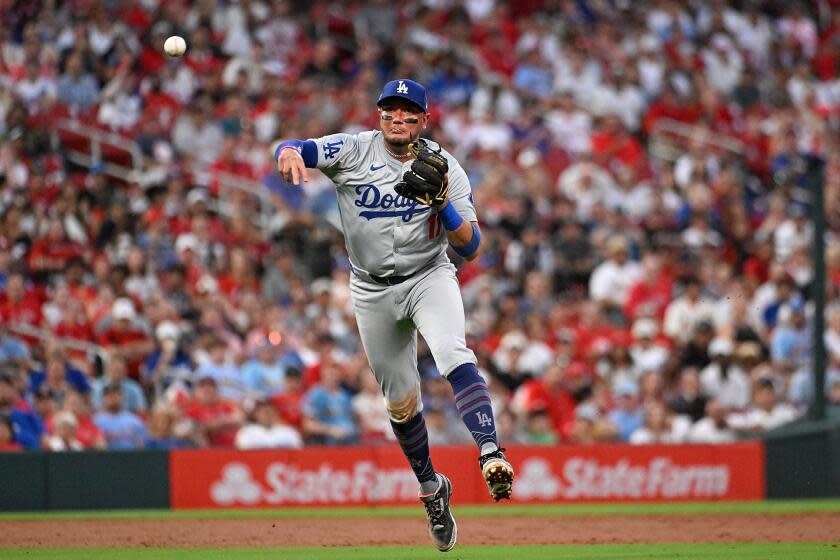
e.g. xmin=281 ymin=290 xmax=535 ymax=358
xmin=395 ymin=139 xmax=449 ymax=206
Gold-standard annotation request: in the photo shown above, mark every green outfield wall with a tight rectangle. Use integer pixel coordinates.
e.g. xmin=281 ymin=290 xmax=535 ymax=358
xmin=0 ymin=450 xmax=169 ymax=511
xmin=763 ymin=416 xmax=840 ymax=499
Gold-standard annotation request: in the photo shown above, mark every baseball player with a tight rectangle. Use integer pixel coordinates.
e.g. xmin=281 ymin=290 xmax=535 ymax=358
xmin=275 ymin=79 xmax=514 ymax=552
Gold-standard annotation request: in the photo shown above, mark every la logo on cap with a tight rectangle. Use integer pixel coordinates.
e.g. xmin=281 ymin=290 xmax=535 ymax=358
xmin=397 ymin=80 xmax=409 ymax=94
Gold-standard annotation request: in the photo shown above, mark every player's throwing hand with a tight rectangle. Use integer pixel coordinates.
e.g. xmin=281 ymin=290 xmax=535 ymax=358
xmin=277 ymin=146 xmax=309 ymax=185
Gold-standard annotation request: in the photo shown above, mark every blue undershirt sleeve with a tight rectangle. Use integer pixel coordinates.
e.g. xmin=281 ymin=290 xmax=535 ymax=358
xmin=275 ymin=140 xmax=318 ymax=168
xmin=453 ymin=222 xmax=481 ymax=259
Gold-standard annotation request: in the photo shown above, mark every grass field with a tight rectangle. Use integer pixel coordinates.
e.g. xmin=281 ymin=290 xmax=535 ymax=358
xmin=2 ymin=500 xmax=839 ymax=560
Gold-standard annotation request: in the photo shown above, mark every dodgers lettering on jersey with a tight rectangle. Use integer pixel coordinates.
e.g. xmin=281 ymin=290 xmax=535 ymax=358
xmin=309 ymin=131 xmax=477 ymax=278
xmin=354 ymin=184 xmax=429 ymax=222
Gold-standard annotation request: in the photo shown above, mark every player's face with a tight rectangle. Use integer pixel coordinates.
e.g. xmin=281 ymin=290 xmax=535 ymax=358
xmin=378 ymin=100 xmax=427 ymax=146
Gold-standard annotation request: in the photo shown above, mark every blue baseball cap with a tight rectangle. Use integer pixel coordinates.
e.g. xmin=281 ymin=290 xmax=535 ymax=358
xmin=377 ymin=79 xmax=428 ymax=113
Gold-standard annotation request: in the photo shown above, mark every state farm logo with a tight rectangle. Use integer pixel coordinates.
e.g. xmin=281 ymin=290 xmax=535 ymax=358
xmin=209 ymin=461 xmax=418 ymax=505
xmin=513 ymin=458 xmax=562 ymax=499
xmin=211 ymin=463 xmax=263 ymax=505
xmin=514 ymin=456 xmax=730 ymax=500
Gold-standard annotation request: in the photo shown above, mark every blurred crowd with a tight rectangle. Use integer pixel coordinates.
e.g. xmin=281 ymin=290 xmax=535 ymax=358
xmin=2 ymin=0 xmax=840 ymax=453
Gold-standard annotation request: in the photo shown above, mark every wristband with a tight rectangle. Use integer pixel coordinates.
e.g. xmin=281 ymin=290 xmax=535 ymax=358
xmin=453 ymin=223 xmax=481 ymax=259
xmin=437 ymin=201 xmax=464 ymax=232
xmin=275 ymin=140 xmax=303 ymax=161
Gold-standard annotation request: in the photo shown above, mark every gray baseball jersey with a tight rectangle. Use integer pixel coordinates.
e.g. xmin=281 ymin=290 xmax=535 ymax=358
xmin=309 ymin=130 xmax=476 ymax=279
xmin=307 ymin=130 xmax=477 ymax=420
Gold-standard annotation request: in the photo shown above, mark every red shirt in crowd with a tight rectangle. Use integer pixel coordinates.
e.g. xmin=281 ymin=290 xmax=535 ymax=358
xmin=216 ymin=275 xmax=261 ymax=299
xmin=28 ymin=237 xmax=84 ymax=274
xmin=54 ymin=319 xmax=97 ymax=364
xmin=515 ymin=378 xmax=577 ymax=440
xmin=590 ymin=129 xmax=646 ymax=174
xmin=185 ymin=399 xmax=241 ymax=447
xmin=67 ymin=282 xmax=97 ymax=308
xmin=97 ymin=328 xmax=151 ymax=379
xmin=0 ymin=290 xmax=43 ymax=327
xmin=271 ymin=391 xmax=304 ymax=429
xmin=46 ymin=413 xmax=103 ymax=450
xmin=623 ymin=274 xmax=675 ymax=321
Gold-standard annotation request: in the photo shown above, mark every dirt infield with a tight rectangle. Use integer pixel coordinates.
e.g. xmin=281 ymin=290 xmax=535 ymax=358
xmin=3 ymin=513 xmax=840 ymax=547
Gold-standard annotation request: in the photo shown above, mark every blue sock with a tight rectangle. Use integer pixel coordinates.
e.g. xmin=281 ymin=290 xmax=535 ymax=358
xmin=390 ymin=414 xmax=437 ymax=487
xmin=447 ymin=363 xmax=499 ymax=455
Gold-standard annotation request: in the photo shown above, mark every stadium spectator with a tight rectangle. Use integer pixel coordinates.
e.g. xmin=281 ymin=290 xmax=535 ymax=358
xmin=770 ymin=300 xmax=812 ymax=372
xmin=0 ymin=271 xmax=43 ymax=327
xmin=629 ymin=318 xmax=669 ymax=377
xmin=623 ymin=253 xmax=674 ymax=322
xmin=184 ymin=376 xmax=243 ymax=448
xmin=0 ymin=0 xmax=836 ymax=449
xmin=241 ymin=339 xmax=288 ymax=398
xmin=491 ymin=330 xmax=553 ymax=388
xmin=688 ymin=399 xmax=737 ymax=444
xmin=588 ymin=235 xmax=642 ymax=314
xmin=607 ymin=379 xmax=643 ymax=442
xmin=144 ymin=404 xmax=194 ymax=450
xmin=91 ymin=353 xmax=147 ymax=414
xmin=194 ymin=335 xmax=244 ymax=400
xmin=93 ymin=383 xmax=147 ymax=450
xmin=727 ymin=378 xmax=801 ymax=434
xmin=522 ymin=408 xmax=560 ymax=445
xmin=663 ymin=275 xmax=718 ymax=344
xmin=45 ymin=411 xmax=84 ymax=452
xmin=301 ymin=360 xmax=357 ymax=446
xmin=28 ymin=218 xmax=85 ymax=278
xmin=143 ymin=320 xmax=194 ymax=392
xmin=271 ymin=366 xmax=306 ymax=429
xmin=48 ymin=390 xmax=105 ymax=450
xmin=424 ymin=403 xmax=473 ymax=446
xmin=700 ymin=338 xmax=752 ymax=411
xmin=0 ymin=414 xmax=22 ymax=452
xmin=351 ymin=368 xmax=394 ymax=444
xmin=570 ymin=402 xmax=614 ymax=445
xmin=56 ymin=52 xmax=100 ymax=111
xmin=28 ymin=348 xmax=91 ymax=404
xmin=629 ymin=401 xmax=691 ymax=444
xmin=668 ymin=367 xmax=708 ymax=422
xmin=0 ymin=326 xmax=31 ymax=367
xmin=0 ymin=373 xmax=44 ymax=449
xmin=511 ymin=361 xmax=576 ymax=441
xmin=235 ymin=399 xmax=302 ymax=450
xmin=97 ymin=298 xmax=153 ymax=380
xmin=494 ymin=406 xmax=528 ymax=445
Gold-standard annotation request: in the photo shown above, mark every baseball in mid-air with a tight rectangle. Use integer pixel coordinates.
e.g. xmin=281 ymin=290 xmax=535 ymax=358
xmin=164 ymin=35 xmax=187 ymax=57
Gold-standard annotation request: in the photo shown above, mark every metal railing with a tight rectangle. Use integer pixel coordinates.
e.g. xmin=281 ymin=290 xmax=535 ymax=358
xmin=150 ymin=365 xmax=271 ymax=404
xmin=649 ymin=118 xmax=743 ymax=163
xmin=7 ymin=323 xmax=110 ymax=367
xmin=51 ymin=119 xmax=282 ymax=233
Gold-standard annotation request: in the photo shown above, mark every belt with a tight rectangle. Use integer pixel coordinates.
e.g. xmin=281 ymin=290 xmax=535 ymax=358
xmin=369 ymin=272 xmax=413 ymax=285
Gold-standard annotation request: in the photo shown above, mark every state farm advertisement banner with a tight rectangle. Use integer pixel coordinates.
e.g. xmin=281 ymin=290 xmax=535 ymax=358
xmin=169 ymin=443 xmax=764 ymax=508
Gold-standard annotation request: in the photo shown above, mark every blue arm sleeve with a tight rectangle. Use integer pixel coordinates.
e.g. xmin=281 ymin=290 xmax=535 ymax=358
xmin=453 ymin=223 xmax=481 ymax=259
xmin=437 ymin=201 xmax=464 ymax=231
xmin=275 ymin=140 xmax=318 ymax=168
